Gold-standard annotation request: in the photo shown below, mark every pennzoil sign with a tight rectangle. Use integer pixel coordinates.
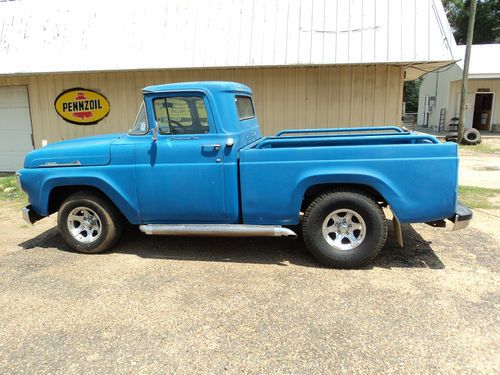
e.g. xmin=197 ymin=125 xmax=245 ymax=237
xmin=54 ymin=88 xmax=110 ymax=125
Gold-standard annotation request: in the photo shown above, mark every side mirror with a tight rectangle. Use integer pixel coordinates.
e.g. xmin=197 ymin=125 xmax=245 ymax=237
xmin=152 ymin=128 xmax=158 ymax=142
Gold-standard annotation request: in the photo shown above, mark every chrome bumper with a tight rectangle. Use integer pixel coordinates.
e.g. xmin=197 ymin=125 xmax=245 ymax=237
xmin=449 ymin=202 xmax=473 ymax=231
xmin=15 ymin=171 xmax=22 ymax=189
xmin=22 ymin=205 xmax=43 ymax=225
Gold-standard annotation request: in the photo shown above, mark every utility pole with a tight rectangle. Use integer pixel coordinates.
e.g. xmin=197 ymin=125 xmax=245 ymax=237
xmin=457 ymin=0 xmax=477 ymax=143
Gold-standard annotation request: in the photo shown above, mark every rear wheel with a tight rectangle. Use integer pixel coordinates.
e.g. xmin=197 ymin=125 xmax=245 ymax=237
xmin=302 ymin=190 xmax=387 ymax=268
xmin=57 ymin=191 xmax=123 ymax=253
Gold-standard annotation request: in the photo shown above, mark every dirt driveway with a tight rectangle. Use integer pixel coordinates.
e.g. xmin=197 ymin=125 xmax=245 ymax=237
xmin=1 ymin=144 xmax=499 ymax=374
xmin=459 ymin=138 xmax=500 ymax=189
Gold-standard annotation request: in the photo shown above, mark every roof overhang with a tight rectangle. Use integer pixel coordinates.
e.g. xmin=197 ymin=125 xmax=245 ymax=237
xmin=404 ymin=61 xmax=458 ymax=81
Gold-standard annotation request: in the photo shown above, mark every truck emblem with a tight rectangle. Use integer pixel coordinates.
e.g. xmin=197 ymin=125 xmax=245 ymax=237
xmin=54 ymin=88 xmax=110 ymax=125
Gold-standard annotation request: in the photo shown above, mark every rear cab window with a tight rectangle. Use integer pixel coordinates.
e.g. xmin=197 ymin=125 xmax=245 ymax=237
xmin=235 ymin=96 xmax=255 ymax=121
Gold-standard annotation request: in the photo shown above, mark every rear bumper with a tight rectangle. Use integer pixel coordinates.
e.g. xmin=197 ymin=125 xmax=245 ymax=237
xmin=448 ymin=202 xmax=473 ymax=231
xmin=22 ymin=205 xmax=44 ymax=225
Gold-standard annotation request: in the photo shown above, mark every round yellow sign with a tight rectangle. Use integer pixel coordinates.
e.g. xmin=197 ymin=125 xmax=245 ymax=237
xmin=54 ymin=88 xmax=110 ymax=125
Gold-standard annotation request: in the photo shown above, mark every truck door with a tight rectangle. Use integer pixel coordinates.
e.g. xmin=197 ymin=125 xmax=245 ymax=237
xmin=134 ymin=94 xmax=226 ymax=223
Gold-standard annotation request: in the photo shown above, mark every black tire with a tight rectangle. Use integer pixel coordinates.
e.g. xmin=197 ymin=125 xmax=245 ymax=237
xmin=302 ymin=190 xmax=387 ymax=268
xmin=57 ymin=191 xmax=123 ymax=253
xmin=462 ymin=128 xmax=481 ymax=145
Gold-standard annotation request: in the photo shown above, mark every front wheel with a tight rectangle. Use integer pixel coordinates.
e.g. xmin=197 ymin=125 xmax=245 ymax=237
xmin=302 ymin=190 xmax=387 ymax=268
xmin=57 ymin=191 xmax=123 ymax=253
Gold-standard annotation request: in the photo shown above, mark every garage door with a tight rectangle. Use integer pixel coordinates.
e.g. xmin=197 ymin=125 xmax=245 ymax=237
xmin=0 ymin=86 xmax=34 ymax=172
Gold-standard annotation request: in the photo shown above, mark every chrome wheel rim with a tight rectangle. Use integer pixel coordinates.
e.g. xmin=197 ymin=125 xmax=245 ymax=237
xmin=322 ymin=208 xmax=366 ymax=251
xmin=67 ymin=207 xmax=102 ymax=243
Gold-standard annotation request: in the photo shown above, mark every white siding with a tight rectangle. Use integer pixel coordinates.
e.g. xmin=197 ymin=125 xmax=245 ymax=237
xmin=417 ymin=64 xmax=462 ymax=127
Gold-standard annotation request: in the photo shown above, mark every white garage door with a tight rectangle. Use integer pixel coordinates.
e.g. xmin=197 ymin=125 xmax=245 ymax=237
xmin=0 ymin=86 xmax=34 ymax=172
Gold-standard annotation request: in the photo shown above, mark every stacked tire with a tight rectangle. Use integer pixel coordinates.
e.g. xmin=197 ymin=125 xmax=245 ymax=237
xmin=462 ymin=128 xmax=481 ymax=145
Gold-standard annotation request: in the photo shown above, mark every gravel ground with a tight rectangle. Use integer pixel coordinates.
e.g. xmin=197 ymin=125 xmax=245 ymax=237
xmin=458 ymin=145 xmax=500 ymax=189
xmin=0 ymin=201 xmax=499 ymax=374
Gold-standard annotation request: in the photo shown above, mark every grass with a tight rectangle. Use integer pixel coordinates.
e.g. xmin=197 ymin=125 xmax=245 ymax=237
xmin=0 ymin=175 xmax=28 ymax=204
xmin=459 ymin=143 xmax=500 ymax=154
xmin=458 ymin=185 xmax=500 ymax=209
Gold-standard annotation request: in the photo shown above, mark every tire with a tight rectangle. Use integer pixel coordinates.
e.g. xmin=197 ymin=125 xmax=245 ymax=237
xmin=302 ymin=190 xmax=387 ymax=268
xmin=445 ymin=134 xmax=458 ymax=143
xmin=462 ymin=128 xmax=481 ymax=145
xmin=57 ymin=191 xmax=123 ymax=253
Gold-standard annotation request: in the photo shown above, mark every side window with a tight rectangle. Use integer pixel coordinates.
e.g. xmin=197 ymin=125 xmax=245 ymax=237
xmin=235 ymin=96 xmax=255 ymax=120
xmin=129 ymin=102 xmax=148 ymax=135
xmin=153 ymin=96 xmax=209 ymax=135
xmin=195 ymin=98 xmax=209 ymax=128
xmin=153 ymin=99 xmax=171 ymax=134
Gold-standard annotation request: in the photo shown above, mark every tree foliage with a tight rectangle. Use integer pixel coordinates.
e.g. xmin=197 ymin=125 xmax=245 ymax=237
xmin=404 ymin=79 xmax=422 ymax=113
xmin=442 ymin=0 xmax=500 ymax=44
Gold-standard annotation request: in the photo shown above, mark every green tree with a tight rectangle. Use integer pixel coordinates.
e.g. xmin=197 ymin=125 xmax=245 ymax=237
xmin=404 ymin=79 xmax=422 ymax=113
xmin=442 ymin=0 xmax=500 ymax=44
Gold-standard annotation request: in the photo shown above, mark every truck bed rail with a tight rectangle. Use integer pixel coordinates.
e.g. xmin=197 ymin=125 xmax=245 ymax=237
xmin=255 ymin=133 xmax=439 ymax=149
xmin=275 ymin=126 xmax=405 ymax=137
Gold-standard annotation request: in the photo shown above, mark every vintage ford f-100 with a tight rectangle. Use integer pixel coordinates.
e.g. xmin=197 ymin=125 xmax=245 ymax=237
xmin=17 ymin=81 xmax=472 ymax=268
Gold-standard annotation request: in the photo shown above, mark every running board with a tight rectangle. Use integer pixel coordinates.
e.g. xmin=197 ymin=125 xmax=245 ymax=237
xmin=139 ymin=224 xmax=297 ymax=238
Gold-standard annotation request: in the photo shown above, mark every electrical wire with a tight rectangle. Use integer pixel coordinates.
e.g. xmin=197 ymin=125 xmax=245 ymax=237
xmin=398 ymin=61 xmax=457 ymax=75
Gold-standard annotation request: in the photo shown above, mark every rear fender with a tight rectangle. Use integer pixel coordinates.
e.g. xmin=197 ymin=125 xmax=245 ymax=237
xmin=293 ymin=170 xmax=401 ymax=214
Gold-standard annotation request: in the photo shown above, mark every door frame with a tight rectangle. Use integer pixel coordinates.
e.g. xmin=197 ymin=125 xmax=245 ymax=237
xmin=473 ymin=91 xmax=495 ymax=131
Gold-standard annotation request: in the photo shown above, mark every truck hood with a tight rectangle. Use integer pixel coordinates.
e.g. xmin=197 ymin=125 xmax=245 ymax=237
xmin=24 ymin=133 xmax=125 ymax=168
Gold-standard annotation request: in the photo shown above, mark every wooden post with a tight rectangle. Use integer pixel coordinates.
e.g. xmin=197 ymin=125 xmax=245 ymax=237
xmin=457 ymin=0 xmax=477 ymax=143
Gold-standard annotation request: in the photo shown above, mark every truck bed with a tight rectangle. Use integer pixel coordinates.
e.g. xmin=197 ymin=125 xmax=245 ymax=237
xmin=239 ymin=127 xmax=458 ymax=225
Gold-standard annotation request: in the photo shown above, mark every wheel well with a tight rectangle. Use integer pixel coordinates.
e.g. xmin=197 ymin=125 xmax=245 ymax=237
xmin=300 ymin=184 xmax=387 ymax=212
xmin=48 ymin=185 xmax=117 ymax=216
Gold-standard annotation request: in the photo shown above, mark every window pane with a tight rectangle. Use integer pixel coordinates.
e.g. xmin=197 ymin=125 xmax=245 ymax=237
xmin=129 ymin=102 xmax=148 ymax=134
xmin=194 ymin=98 xmax=209 ymax=128
xmin=235 ymin=96 xmax=255 ymax=120
xmin=168 ymin=98 xmax=193 ymax=126
xmin=153 ymin=96 xmax=209 ymax=135
xmin=153 ymin=98 xmax=171 ymax=134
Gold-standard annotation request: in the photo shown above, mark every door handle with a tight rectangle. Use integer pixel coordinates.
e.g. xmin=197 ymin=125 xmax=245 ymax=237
xmin=202 ymin=144 xmax=221 ymax=151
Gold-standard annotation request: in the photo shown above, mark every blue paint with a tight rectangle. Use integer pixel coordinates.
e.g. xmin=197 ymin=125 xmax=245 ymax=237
xmin=18 ymin=81 xmax=459 ymax=227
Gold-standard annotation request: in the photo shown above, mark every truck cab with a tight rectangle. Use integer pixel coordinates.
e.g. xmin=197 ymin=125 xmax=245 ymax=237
xmin=128 ymin=82 xmax=260 ymax=224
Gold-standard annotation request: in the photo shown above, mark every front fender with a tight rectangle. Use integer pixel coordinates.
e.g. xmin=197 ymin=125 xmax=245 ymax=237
xmin=22 ymin=167 xmax=141 ymax=224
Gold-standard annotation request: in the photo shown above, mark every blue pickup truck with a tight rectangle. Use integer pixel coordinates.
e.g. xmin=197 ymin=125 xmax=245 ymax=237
xmin=17 ymin=81 xmax=471 ymax=268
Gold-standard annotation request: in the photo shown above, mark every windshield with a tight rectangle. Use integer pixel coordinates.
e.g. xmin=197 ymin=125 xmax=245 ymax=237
xmin=129 ymin=102 xmax=148 ymax=135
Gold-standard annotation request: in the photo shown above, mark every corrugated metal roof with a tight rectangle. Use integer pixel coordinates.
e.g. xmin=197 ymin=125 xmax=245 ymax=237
xmin=456 ymin=44 xmax=500 ymax=79
xmin=0 ymin=0 xmax=458 ymax=75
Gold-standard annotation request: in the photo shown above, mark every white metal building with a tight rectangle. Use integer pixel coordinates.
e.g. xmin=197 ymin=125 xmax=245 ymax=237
xmin=418 ymin=44 xmax=500 ymax=132
xmin=0 ymin=0 xmax=458 ymax=171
